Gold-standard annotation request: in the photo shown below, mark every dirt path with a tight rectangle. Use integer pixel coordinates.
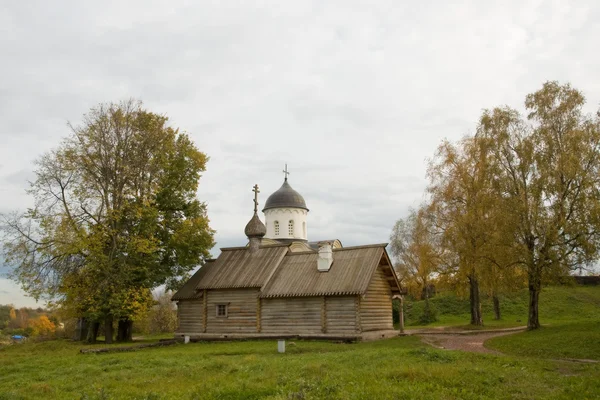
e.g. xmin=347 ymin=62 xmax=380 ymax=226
xmin=415 ymin=330 xmax=519 ymax=354
xmin=405 ymin=327 xmax=600 ymax=362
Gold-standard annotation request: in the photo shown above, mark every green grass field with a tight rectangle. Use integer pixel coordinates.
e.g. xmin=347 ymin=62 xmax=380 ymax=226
xmin=0 ymin=336 xmax=599 ymax=399
xmin=403 ymin=285 xmax=600 ymax=328
xmin=406 ymin=285 xmax=600 ymax=361
xmin=0 ymin=285 xmax=598 ymax=399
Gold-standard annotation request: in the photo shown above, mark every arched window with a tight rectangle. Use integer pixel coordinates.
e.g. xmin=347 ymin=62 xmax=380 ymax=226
xmin=303 ymin=222 xmax=306 ymax=238
xmin=274 ymin=221 xmax=279 ymax=236
xmin=288 ymin=220 xmax=294 ymax=236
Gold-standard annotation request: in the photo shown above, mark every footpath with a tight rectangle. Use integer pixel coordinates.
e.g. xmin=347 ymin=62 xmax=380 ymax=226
xmin=404 ymin=326 xmax=527 ymax=354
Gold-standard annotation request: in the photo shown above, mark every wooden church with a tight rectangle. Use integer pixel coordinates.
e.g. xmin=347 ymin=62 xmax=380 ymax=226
xmin=172 ymin=172 xmax=403 ymax=341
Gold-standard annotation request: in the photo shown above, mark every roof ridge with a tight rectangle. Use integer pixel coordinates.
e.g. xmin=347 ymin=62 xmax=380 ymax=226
xmin=220 ymin=243 xmax=290 ymax=251
xmin=332 ymin=243 xmax=388 ymax=251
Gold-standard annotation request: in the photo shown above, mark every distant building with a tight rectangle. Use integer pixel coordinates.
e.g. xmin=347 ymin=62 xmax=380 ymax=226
xmin=172 ymin=170 xmax=402 ymax=340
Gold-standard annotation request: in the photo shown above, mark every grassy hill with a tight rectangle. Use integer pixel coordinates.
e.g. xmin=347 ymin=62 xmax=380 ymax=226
xmin=401 ymin=285 xmax=600 ymax=328
xmin=402 ymin=285 xmax=600 ymax=360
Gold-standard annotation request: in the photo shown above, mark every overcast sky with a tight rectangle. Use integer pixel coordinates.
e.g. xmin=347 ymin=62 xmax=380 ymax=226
xmin=1 ymin=0 xmax=599 ymax=307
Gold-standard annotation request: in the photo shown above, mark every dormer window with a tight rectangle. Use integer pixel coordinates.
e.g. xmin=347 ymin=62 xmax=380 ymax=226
xmin=288 ymin=220 xmax=294 ymax=236
xmin=274 ymin=221 xmax=280 ymax=236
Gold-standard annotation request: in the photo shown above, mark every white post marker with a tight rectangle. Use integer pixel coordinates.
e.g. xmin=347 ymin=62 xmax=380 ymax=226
xmin=278 ymin=340 xmax=285 ymax=353
xmin=184 ymin=335 xmax=190 ymax=344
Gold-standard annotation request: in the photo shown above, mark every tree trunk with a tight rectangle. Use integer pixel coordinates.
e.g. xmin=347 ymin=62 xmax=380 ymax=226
xmin=528 ymin=282 xmax=541 ymax=329
xmin=104 ymin=315 xmax=114 ymax=344
xmin=117 ymin=319 xmax=133 ymax=342
xmin=492 ymin=294 xmax=501 ymax=320
xmin=424 ymin=297 xmax=431 ymax=321
xmin=86 ymin=321 xmax=100 ymax=344
xmin=75 ymin=318 xmax=88 ymax=341
xmin=469 ymin=273 xmax=483 ymax=326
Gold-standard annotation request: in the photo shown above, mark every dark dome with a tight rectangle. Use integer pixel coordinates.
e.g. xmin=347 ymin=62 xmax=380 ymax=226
xmin=244 ymin=213 xmax=266 ymax=238
xmin=263 ymin=179 xmax=309 ymax=211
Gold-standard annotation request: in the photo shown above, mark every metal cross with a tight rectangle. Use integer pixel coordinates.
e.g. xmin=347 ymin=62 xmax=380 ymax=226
xmin=252 ymin=184 xmax=260 ymax=213
xmin=283 ymin=164 xmax=290 ymax=181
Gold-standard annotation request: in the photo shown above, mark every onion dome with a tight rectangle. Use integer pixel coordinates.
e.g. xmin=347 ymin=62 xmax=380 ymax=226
xmin=263 ymin=179 xmax=309 ymax=211
xmin=245 ymin=184 xmax=267 ymax=238
xmin=245 ymin=213 xmax=266 ymax=238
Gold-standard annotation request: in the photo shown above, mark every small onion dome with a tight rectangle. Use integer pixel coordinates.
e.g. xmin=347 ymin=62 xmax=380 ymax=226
xmin=244 ymin=213 xmax=267 ymax=238
xmin=263 ymin=179 xmax=309 ymax=211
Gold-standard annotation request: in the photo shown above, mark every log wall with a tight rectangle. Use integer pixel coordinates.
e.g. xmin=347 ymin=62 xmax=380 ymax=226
xmin=176 ymin=299 xmax=204 ymax=334
xmin=261 ymin=297 xmax=322 ymax=334
xmin=325 ymin=296 xmax=357 ymax=334
xmin=205 ymin=289 xmax=259 ymax=333
xmin=360 ymin=266 xmax=393 ymax=331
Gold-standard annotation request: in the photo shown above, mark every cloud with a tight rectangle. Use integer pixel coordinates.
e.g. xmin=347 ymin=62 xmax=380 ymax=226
xmin=2 ymin=168 xmax=34 ymax=186
xmin=1 ymin=0 xmax=600 ymax=305
xmin=0 ymin=278 xmax=42 ymax=308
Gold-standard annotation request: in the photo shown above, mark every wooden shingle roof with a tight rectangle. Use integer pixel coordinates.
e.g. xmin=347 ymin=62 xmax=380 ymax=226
xmin=174 ymin=242 xmax=402 ymax=301
xmin=195 ymin=245 xmax=288 ymax=290
xmin=260 ymin=244 xmax=390 ymax=298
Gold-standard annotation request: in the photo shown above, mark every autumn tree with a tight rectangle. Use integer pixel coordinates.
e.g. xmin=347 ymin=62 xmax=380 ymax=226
xmin=1 ymin=100 xmax=215 ymax=341
xmin=29 ymin=315 xmax=56 ymax=337
xmin=427 ymin=135 xmax=505 ymax=325
xmin=390 ymin=206 xmax=442 ymax=323
xmin=477 ymin=82 xmax=600 ymax=329
xmin=135 ymin=291 xmax=178 ymax=334
xmin=5 ymin=306 xmax=18 ymax=329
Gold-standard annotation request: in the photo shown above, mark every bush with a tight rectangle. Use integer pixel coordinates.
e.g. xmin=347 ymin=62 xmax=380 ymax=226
xmin=418 ymin=301 xmax=438 ymax=324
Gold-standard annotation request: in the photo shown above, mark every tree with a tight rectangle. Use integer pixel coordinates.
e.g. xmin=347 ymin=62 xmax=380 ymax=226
xmin=135 ymin=290 xmax=178 ymax=334
xmin=29 ymin=315 xmax=56 ymax=337
xmin=427 ymin=135 xmax=504 ymax=326
xmin=149 ymin=291 xmax=178 ymax=333
xmin=1 ymin=100 xmax=215 ymax=341
xmin=390 ymin=206 xmax=441 ymax=324
xmin=4 ymin=306 xmax=18 ymax=329
xmin=17 ymin=308 xmax=29 ymax=329
xmin=478 ymin=82 xmax=600 ymax=329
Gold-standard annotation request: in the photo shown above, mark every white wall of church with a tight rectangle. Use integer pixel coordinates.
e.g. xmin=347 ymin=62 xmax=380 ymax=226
xmin=264 ymin=207 xmax=308 ymax=241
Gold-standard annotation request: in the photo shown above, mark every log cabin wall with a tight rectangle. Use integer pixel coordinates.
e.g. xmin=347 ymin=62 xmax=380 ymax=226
xmin=261 ymin=297 xmax=322 ymax=334
xmin=324 ymin=296 xmax=356 ymax=334
xmin=205 ymin=289 xmax=259 ymax=333
xmin=360 ymin=266 xmax=393 ymax=331
xmin=176 ymin=299 xmax=204 ymax=334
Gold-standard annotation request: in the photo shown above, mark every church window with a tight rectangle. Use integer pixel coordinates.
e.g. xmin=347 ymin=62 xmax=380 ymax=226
xmin=288 ymin=220 xmax=294 ymax=236
xmin=303 ymin=222 xmax=306 ymax=238
xmin=216 ymin=304 xmax=228 ymax=318
xmin=274 ymin=221 xmax=279 ymax=236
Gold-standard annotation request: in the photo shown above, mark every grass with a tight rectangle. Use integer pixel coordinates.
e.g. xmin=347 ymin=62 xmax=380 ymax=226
xmin=403 ymin=285 xmax=600 ymax=328
xmin=486 ymin=320 xmax=600 ymax=360
xmin=404 ymin=285 xmax=600 ymax=361
xmin=0 ymin=336 xmax=599 ymax=399
xmin=0 ymin=285 xmax=598 ymax=399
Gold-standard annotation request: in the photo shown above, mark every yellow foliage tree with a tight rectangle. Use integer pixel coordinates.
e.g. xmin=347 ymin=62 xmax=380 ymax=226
xmin=390 ymin=205 xmax=442 ymax=324
xmin=29 ymin=315 xmax=56 ymax=337
xmin=478 ymin=82 xmax=600 ymax=329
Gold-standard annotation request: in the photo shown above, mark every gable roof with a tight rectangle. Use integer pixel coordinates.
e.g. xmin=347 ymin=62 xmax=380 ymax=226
xmin=171 ymin=260 xmax=216 ymax=300
xmin=195 ymin=245 xmax=288 ymax=290
xmin=260 ymin=244 xmax=391 ymax=298
xmin=174 ymin=242 xmax=402 ymax=301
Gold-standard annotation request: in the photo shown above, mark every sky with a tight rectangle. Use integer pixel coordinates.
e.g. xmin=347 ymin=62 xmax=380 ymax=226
xmin=1 ymin=0 xmax=599 ymax=307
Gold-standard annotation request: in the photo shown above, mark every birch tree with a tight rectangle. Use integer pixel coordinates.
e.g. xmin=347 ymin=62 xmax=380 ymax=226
xmin=390 ymin=206 xmax=441 ymax=323
xmin=479 ymin=82 xmax=600 ymax=329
